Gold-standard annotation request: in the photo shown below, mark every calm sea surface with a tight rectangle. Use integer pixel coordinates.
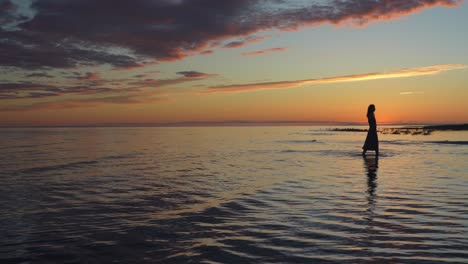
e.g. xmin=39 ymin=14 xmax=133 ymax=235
xmin=1 ymin=126 xmax=467 ymax=263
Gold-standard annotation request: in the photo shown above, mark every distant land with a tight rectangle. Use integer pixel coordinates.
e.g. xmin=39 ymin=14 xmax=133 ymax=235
xmin=331 ymin=124 xmax=468 ymax=135
xmin=0 ymin=121 xmax=467 ymax=128
xmin=422 ymin=124 xmax=468 ymax=130
xmin=1 ymin=120 xmax=360 ymax=128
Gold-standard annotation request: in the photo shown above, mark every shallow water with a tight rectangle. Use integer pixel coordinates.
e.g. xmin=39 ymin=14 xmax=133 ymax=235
xmin=1 ymin=126 xmax=467 ymax=263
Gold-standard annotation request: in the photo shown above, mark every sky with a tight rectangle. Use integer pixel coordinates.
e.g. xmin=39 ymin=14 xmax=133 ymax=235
xmin=0 ymin=0 xmax=467 ymax=126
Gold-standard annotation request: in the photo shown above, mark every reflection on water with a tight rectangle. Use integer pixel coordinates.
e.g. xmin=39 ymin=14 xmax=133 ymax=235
xmin=364 ymin=156 xmax=378 ymax=215
xmin=0 ymin=127 xmax=467 ymax=263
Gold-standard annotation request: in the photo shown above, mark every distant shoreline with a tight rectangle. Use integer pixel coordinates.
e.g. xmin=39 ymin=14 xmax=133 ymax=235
xmin=0 ymin=123 xmax=467 ymax=129
xmin=420 ymin=124 xmax=468 ymax=131
xmin=330 ymin=124 xmax=468 ymax=135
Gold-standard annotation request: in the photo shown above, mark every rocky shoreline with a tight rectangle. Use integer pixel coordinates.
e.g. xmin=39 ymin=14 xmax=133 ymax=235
xmin=330 ymin=124 xmax=468 ymax=136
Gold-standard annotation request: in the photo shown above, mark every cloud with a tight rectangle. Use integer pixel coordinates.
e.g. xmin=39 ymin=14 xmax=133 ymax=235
xmin=0 ymin=0 xmax=36 ymax=31
xmin=75 ymin=72 xmax=99 ymax=81
xmin=133 ymin=74 xmax=148 ymax=78
xmin=0 ymin=0 xmax=462 ymax=70
xmin=0 ymin=80 xmax=118 ymax=100
xmin=222 ymin=35 xmax=271 ymax=49
xmin=200 ymin=50 xmax=213 ymax=55
xmin=176 ymin=71 xmax=215 ymax=78
xmin=202 ymin=64 xmax=468 ymax=93
xmin=0 ymin=75 xmax=173 ymax=110
xmin=25 ymin=72 xmax=54 ymax=78
xmin=0 ymin=68 xmax=216 ymax=101
xmin=0 ymin=82 xmax=60 ymax=99
xmin=241 ymin=47 xmax=288 ymax=56
xmin=400 ymin=91 xmax=425 ymax=95
xmin=0 ymin=94 xmax=168 ymax=111
xmin=129 ymin=71 xmax=215 ymax=88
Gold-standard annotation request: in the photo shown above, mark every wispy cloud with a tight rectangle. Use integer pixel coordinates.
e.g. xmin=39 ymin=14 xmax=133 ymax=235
xmin=25 ymin=72 xmax=54 ymax=78
xmin=129 ymin=70 xmax=216 ymax=89
xmin=400 ymin=91 xmax=425 ymax=95
xmin=241 ymin=47 xmax=288 ymax=56
xmin=176 ymin=71 xmax=216 ymax=78
xmin=1 ymin=70 xmax=216 ymax=101
xmin=200 ymin=50 xmax=214 ymax=55
xmin=0 ymin=81 xmax=115 ymax=99
xmin=0 ymin=93 xmax=169 ymax=112
xmin=223 ymin=35 xmax=271 ymax=49
xmin=76 ymin=72 xmax=99 ymax=81
xmin=202 ymin=64 xmax=468 ymax=93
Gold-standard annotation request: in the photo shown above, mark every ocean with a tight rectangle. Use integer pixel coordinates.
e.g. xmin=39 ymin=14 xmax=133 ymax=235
xmin=1 ymin=126 xmax=467 ymax=263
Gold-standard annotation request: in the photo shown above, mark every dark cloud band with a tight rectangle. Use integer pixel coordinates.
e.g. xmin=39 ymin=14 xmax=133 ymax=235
xmin=0 ymin=0 xmax=462 ymax=70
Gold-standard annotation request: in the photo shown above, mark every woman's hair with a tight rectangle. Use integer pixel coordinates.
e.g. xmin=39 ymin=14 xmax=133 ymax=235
xmin=367 ymin=104 xmax=375 ymax=117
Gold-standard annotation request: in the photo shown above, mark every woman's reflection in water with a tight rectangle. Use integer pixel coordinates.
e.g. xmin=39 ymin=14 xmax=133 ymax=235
xmin=360 ymin=149 xmax=380 ymax=252
xmin=364 ymin=156 xmax=378 ymax=218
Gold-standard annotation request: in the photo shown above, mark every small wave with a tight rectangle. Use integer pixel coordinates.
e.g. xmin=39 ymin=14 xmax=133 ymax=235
xmin=16 ymin=160 xmax=99 ymax=174
xmin=0 ymin=142 xmax=60 ymax=151
xmin=380 ymin=140 xmax=412 ymax=145
xmin=277 ymin=140 xmax=318 ymax=144
xmin=101 ymin=153 xmax=137 ymax=160
xmin=290 ymin=132 xmax=334 ymax=136
xmin=14 ymin=153 xmax=136 ymax=174
xmin=280 ymin=149 xmax=317 ymax=153
xmin=426 ymin=141 xmax=468 ymax=145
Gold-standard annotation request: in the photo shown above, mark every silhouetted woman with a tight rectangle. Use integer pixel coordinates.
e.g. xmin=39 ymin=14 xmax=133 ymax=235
xmin=362 ymin=104 xmax=379 ymax=156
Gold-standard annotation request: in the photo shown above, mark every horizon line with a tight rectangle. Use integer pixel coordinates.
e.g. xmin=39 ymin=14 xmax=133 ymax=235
xmin=1 ymin=120 xmax=466 ymax=128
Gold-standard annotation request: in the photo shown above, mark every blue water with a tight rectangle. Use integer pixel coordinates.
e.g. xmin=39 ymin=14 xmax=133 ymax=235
xmin=1 ymin=126 xmax=467 ymax=263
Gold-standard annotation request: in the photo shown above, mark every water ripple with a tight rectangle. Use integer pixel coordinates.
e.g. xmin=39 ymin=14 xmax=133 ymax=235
xmin=1 ymin=127 xmax=467 ymax=263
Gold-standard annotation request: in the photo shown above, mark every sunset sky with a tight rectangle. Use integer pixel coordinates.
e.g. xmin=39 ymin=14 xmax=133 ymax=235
xmin=1 ymin=0 xmax=467 ymax=126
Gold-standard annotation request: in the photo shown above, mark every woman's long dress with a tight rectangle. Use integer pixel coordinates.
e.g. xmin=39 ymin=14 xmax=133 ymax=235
xmin=363 ymin=113 xmax=379 ymax=151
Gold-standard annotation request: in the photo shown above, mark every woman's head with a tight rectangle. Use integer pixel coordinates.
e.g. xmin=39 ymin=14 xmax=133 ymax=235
xmin=367 ymin=104 xmax=376 ymax=115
